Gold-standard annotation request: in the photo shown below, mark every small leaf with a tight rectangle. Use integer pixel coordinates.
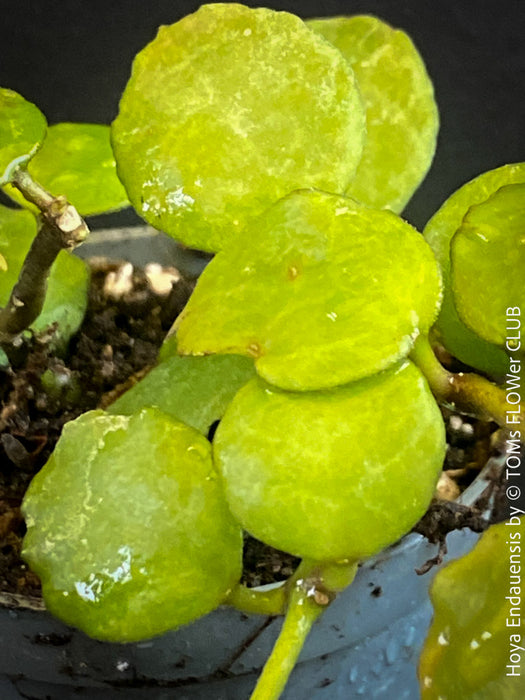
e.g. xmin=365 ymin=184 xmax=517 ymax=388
xmin=5 ymin=123 xmax=129 ymax=216
xmin=112 ymin=3 xmax=366 ymax=252
xmin=424 ymin=162 xmax=525 ymax=375
xmin=0 ymin=204 xmax=89 ymax=347
xmin=108 ymin=351 xmax=255 ymax=435
xmin=176 ymin=190 xmax=442 ymax=391
xmin=22 ymin=408 xmax=243 ymax=642
xmin=0 ymin=88 xmax=47 ymax=185
xmin=419 ymin=518 xmax=525 ymax=699
xmin=451 ymin=183 xmax=525 ymax=348
xmin=308 ymin=15 xmax=439 ymax=213
xmin=214 ymin=361 xmax=445 ymax=562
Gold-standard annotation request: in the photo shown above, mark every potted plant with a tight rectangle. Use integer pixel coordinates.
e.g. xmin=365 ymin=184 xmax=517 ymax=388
xmin=0 ymin=3 xmax=523 ymax=698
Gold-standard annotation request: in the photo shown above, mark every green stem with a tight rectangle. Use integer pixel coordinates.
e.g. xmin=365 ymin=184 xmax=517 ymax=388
xmin=249 ymin=560 xmax=357 ymax=700
xmin=410 ymin=335 xmax=514 ymax=428
xmin=249 ymin=580 xmax=323 ymax=700
xmin=226 ymin=582 xmax=286 ymax=616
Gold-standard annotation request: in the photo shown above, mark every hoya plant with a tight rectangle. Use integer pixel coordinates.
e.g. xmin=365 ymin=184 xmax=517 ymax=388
xmin=0 ymin=4 xmax=523 ymax=699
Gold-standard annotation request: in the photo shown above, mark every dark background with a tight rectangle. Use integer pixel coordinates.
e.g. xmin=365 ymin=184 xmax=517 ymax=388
xmin=0 ymin=0 xmax=524 ymax=230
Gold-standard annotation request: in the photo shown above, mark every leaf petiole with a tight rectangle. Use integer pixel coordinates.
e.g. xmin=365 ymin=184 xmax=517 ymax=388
xmin=249 ymin=559 xmax=358 ymax=700
xmin=410 ymin=335 xmax=517 ymax=429
xmin=226 ymin=581 xmax=286 ymax=617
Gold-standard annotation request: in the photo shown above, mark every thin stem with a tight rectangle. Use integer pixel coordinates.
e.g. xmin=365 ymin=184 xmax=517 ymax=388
xmin=249 ymin=560 xmax=357 ymax=700
xmin=10 ymin=167 xmax=54 ymax=209
xmin=0 ymin=219 xmax=61 ymax=340
xmin=0 ymin=167 xmax=89 ymax=344
xmin=226 ymin=582 xmax=286 ymax=617
xmin=410 ymin=335 xmax=514 ymax=429
xmin=410 ymin=334 xmax=452 ymax=397
xmin=249 ymin=579 xmax=323 ymax=700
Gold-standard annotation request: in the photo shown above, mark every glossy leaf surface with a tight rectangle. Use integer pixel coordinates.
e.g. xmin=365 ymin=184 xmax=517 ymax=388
xmin=0 ymin=204 xmax=89 ymax=347
xmin=308 ymin=15 xmax=438 ymax=213
xmin=108 ymin=351 xmax=255 ymax=434
xmin=451 ymin=183 xmax=525 ymax=348
xmin=5 ymin=123 xmax=129 ymax=216
xmin=22 ymin=408 xmax=243 ymax=642
xmin=424 ymin=162 xmax=525 ymax=375
xmin=112 ymin=3 xmax=366 ymax=252
xmin=214 ymin=361 xmax=445 ymax=562
xmin=0 ymin=88 xmax=46 ymax=185
xmin=420 ymin=518 xmax=525 ymax=699
xmin=176 ymin=190 xmax=442 ymax=391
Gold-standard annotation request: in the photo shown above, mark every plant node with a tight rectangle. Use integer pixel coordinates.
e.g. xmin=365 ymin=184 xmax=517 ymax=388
xmin=410 ymin=335 xmax=515 ymax=429
xmin=0 ymin=168 xmax=89 ymax=345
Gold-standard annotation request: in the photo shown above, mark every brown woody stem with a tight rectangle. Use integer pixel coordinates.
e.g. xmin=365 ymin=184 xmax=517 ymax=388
xmin=0 ymin=167 xmax=89 ymax=344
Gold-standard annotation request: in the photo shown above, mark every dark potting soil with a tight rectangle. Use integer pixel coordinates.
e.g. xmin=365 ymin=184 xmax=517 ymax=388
xmin=0 ymin=259 xmax=510 ymax=601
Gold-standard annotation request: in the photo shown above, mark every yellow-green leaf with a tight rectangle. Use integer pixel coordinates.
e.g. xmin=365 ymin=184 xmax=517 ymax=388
xmin=112 ymin=3 xmax=366 ymax=252
xmin=4 ymin=123 xmax=129 ymax=216
xmin=420 ymin=517 xmax=525 ymax=699
xmin=214 ymin=361 xmax=445 ymax=562
xmin=424 ymin=162 xmax=525 ymax=375
xmin=0 ymin=88 xmax=47 ymax=185
xmin=308 ymin=15 xmax=438 ymax=213
xmin=22 ymin=408 xmax=243 ymax=642
xmin=176 ymin=190 xmax=442 ymax=391
xmin=451 ymin=183 xmax=525 ymax=348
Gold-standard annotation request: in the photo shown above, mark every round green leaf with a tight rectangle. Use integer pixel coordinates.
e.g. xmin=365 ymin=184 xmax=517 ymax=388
xmin=451 ymin=183 xmax=525 ymax=348
xmin=112 ymin=3 xmax=366 ymax=252
xmin=108 ymin=351 xmax=255 ymax=434
xmin=307 ymin=15 xmax=438 ymax=213
xmin=22 ymin=408 xmax=243 ymax=642
xmin=424 ymin=162 xmax=525 ymax=375
xmin=419 ymin=518 xmax=525 ymax=699
xmin=214 ymin=361 xmax=445 ymax=562
xmin=176 ymin=190 xmax=442 ymax=391
xmin=4 ymin=123 xmax=129 ymax=216
xmin=0 ymin=88 xmax=47 ymax=185
xmin=0 ymin=203 xmax=89 ymax=347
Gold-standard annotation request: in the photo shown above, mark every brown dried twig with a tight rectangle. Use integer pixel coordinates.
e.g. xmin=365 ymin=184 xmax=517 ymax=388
xmin=0 ymin=168 xmax=88 ymax=344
